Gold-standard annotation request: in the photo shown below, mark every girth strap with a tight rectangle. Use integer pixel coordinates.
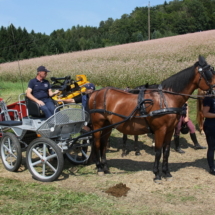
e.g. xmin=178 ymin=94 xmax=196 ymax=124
xmin=148 ymin=107 xmax=182 ymax=117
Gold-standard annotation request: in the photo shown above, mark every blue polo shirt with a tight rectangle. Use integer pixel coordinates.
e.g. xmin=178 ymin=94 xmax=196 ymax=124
xmin=28 ymin=78 xmax=51 ymax=100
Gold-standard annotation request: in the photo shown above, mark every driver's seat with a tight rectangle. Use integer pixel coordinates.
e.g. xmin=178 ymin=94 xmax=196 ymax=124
xmin=25 ymin=97 xmax=45 ymax=118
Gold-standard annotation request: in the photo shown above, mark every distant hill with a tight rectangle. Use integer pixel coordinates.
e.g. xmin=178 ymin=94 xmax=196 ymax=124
xmin=1 ymin=30 xmax=215 ymax=88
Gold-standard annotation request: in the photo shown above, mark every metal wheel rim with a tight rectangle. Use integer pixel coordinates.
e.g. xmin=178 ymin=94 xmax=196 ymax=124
xmin=66 ymin=138 xmax=92 ymax=164
xmin=1 ymin=136 xmax=19 ymax=169
xmin=27 ymin=142 xmax=60 ymax=180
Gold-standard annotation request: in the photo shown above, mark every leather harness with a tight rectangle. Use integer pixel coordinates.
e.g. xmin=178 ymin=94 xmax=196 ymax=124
xmin=89 ymin=86 xmax=182 ymax=133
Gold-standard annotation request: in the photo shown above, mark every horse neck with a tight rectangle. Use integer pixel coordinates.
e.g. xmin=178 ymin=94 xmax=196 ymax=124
xmin=166 ymin=82 xmax=197 ymax=107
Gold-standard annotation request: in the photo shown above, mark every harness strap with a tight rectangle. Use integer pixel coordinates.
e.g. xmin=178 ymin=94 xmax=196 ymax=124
xmin=103 ymin=87 xmax=110 ymax=111
xmin=148 ymin=107 xmax=182 ymax=117
xmin=90 ymin=109 xmax=128 ymax=119
xmin=137 ymin=88 xmax=146 ymax=115
xmin=93 ymin=90 xmax=100 ymax=109
xmin=158 ymin=85 xmax=168 ymax=108
xmin=90 ymin=107 xmax=182 ymax=118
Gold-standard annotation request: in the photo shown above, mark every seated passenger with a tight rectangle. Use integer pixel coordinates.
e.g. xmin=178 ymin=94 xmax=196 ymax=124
xmin=26 ymin=66 xmax=59 ymax=119
xmin=57 ymin=83 xmax=95 ymax=112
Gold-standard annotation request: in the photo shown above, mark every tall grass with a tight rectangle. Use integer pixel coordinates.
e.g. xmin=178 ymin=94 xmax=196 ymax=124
xmin=1 ymin=30 xmax=215 ymax=88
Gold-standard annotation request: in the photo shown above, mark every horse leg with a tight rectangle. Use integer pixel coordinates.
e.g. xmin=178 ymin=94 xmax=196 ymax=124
xmin=153 ymin=133 xmax=165 ymax=182
xmin=134 ymin=135 xmax=141 ymax=156
xmin=162 ymin=143 xmax=172 ymax=179
xmin=100 ymin=127 xmax=112 ymax=174
xmin=122 ymin=134 xmax=127 ymax=157
xmin=162 ymin=132 xmax=174 ymax=179
xmin=153 ymin=148 xmax=162 ymax=181
xmin=93 ymin=130 xmax=105 ymax=175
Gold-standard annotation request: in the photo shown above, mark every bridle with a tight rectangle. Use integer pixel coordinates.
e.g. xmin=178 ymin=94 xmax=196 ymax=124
xmin=198 ymin=64 xmax=215 ymax=91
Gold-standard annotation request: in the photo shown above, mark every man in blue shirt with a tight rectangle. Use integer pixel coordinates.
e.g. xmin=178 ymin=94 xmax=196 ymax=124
xmin=26 ymin=66 xmax=59 ymax=119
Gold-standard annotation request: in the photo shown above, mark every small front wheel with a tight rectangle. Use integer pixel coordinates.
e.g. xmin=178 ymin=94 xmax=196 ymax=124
xmin=26 ymin=137 xmax=64 ymax=182
xmin=0 ymin=132 xmax=22 ymax=172
xmin=66 ymin=137 xmax=92 ymax=164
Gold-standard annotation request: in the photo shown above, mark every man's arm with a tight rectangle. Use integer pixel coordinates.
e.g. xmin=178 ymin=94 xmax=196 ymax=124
xmin=26 ymin=88 xmax=45 ymax=106
xmin=48 ymin=89 xmax=59 ymax=97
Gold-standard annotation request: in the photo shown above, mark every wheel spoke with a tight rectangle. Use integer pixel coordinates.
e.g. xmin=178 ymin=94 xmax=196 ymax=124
xmin=46 ymin=161 xmax=57 ymax=172
xmin=32 ymin=148 xmax=43 ymax=159
xmin=42 ymin=163 xmax=46 ymax=176
xmin=3 ymin=144 xmax=10 ymax=152
xmin=43 ymin=144 xmax=47 ymax=157
xmin=31 ymin=159 xmax=42 ymax=166
xmin=81 ymin=149 xmax=89 ymax=159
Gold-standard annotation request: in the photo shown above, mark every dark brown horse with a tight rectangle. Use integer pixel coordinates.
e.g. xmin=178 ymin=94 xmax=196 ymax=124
xmin=88 ymin=56 xmax=215 ymax=182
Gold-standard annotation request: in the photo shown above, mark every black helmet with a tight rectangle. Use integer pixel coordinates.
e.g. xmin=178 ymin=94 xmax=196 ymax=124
xmin=180 ymin=123 xmax=189 ymax=134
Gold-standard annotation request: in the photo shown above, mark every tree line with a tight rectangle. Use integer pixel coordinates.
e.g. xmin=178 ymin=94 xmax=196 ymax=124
xmin=0 ymin=0 xmax=215 ymax=63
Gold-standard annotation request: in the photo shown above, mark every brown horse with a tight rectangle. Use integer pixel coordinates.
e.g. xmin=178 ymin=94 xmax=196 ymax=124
xmin=88 ymin=56 xmax=215 ymax=182
xmin=196 ymin=89 xmax=207 ymax=135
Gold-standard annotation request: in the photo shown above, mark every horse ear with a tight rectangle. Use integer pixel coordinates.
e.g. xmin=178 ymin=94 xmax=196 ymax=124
xmin=198 ymin=55 xmax=207 ymax=67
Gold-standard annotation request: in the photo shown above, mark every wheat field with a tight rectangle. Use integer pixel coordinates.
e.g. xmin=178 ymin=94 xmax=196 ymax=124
xmin=0 ymin=30 xmax=215 ymax=88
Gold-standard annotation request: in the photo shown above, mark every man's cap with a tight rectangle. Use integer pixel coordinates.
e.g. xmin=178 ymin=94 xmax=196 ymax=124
xmin=84 ymin=83 xmax=95 ymax=90
xmin=37 ymin=66 xmax=50 ymax=72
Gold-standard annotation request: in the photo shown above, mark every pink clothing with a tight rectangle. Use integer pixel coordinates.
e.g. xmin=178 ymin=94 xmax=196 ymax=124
xmin=174 ymin=115 xmax=195 ymax=136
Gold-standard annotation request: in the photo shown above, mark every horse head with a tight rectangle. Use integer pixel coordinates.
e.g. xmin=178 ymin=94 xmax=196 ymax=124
xmin=197 ymin=55 xmax=215 ymax=91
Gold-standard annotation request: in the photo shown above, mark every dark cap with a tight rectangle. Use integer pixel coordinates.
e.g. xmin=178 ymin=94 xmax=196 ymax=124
xmin=84 ymin=83 xmax=95 ymax=90
xmin=37 ymin=66 xmax=50 ymax=73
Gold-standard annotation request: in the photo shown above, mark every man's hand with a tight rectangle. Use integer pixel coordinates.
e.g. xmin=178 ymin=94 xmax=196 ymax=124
xmin=37 ymin=100 xmax=45 ymax=106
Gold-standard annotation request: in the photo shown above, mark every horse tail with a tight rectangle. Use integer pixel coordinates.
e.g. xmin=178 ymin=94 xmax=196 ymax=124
xmin=196 ymin=89 xmax=205 ymax=133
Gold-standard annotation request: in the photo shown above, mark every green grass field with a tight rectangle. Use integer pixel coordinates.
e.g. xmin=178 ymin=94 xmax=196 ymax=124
xmin=0 ymin=30 xmax=214 ymax=214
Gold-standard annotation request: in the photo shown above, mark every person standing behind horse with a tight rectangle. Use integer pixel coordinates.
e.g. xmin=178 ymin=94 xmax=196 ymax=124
xmin=26 ymin=66 xmax=59 ymax=119
xmin=174 ymin=102 xmax=206 ymax=153
xmin=202 ymin=91 xmax=215 ymax=175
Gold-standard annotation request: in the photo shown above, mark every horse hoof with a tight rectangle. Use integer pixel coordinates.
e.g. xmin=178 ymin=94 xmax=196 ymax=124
xmin=104 ymin=169 xmax=110 ymax=174
xmin=154 ymin=178 xmax=162 ymax=184
xmin=97 ymin=171 xmax=104 ymax=176
xmin=165 ymin=177 xmax=173 ymax=182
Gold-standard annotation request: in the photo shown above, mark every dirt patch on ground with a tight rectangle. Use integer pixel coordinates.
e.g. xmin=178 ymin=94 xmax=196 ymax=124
xmin=1 ymin=131 xmax=214 ymax=214
xmin=105 ymin=182 xmax=130 ymax=197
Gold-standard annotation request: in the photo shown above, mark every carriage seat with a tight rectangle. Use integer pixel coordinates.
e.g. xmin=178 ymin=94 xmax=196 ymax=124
xmin=25 ymin=97 xmax=45 ymax=118
xmin=0 ymin=120 xmax=22 ymax=126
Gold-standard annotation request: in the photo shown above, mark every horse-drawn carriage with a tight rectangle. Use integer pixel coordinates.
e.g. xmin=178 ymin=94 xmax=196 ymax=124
xmin=1 ymin=56 xmax=215 ymax=183
xmin=0 ymin=75 xmax=93 ymax=182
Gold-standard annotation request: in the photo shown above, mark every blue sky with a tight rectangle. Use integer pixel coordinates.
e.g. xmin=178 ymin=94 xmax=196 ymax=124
xmin=0 ymin=0 xmax=170 ymax=35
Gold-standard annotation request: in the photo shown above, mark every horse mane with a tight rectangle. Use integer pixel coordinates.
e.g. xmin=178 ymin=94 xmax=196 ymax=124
xmin=161 ymin=61 xmax=199 ymax=92
xmin=135 ymin=83 xmax=159 ymax=89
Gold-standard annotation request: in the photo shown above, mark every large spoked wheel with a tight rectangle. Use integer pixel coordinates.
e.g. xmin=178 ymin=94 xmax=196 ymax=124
xmin=26 ymin=137 xmax=64 ymax=182
xmin=66 ymin=137 xmax=92 ymax=164
xmin=0 ymin=132 xmax=22 ymax=172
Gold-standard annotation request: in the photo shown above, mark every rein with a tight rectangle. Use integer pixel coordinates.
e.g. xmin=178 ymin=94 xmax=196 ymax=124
xmin=132 ymin=88 xmax=214 ymax=100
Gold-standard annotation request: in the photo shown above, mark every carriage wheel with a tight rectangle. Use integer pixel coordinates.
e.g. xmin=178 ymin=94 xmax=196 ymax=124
xmin=26 ymin=137 xmax=64 ymax=182
xmin=66 ymin=137 xmax=93 ymax=165
xmin=0 ymin=132 xmax=22 ymax=172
